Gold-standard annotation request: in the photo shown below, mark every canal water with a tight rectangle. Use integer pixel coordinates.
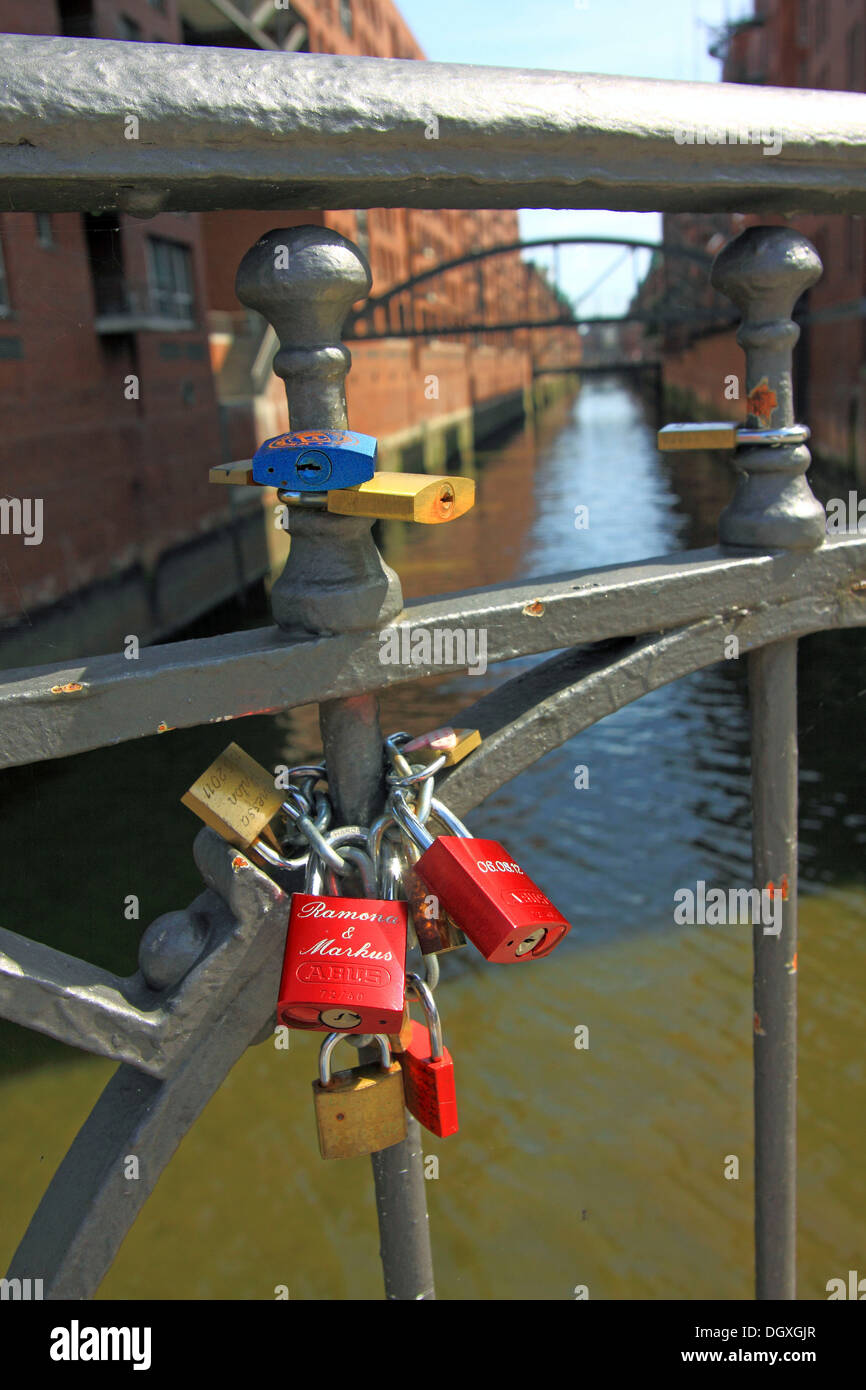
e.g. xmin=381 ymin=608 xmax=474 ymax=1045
xmin=1 ymin=378 xmax=864 ymax=1300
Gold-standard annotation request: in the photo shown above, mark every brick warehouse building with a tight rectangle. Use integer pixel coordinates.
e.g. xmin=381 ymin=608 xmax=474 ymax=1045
xmin=0 ymin=0 xmax=577 ymax=665
xmin=642 ymin=0 xmax=866 ymax=479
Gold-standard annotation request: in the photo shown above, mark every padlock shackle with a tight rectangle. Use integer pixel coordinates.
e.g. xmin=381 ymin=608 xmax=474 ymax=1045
xmin=406 ymin=973 xmax=444 ymax=1061
xmin=390 ymin=788 xmax=436 ymax=852
xmin=368 ymin=814 xmax=414 ymax=900
xmin=385 ymin=731 xmax=447 ymax=789
xmin=319 ymin=1031 xmax=392 ymax=1086
xmin=337 ymin=845 xmax=377 ymax=897
xmin=428 ymin=797 xmax=472 ymax=839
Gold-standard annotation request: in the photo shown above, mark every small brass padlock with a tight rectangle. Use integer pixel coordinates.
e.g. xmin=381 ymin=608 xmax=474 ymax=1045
xmin=181 ymin=742 xmax=283 ymax=852
xmin=402 ymin=726 xmax=481 ymax=767
xmin=312 ymin=1034 xmax=407 ymax=1160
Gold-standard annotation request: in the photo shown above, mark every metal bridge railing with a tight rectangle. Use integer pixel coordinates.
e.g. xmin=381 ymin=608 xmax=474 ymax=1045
xmin=1 ymin=34 xmax=865 ymax=1302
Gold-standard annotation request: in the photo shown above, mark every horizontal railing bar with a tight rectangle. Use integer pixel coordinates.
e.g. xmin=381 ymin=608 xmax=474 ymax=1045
xmin=0 ymin=37 xmax=864 ymax=214
xmin=1 ymin=537 xmax=864 ymax=771
xmin=439 ymin=589 xmax=866 ymax=815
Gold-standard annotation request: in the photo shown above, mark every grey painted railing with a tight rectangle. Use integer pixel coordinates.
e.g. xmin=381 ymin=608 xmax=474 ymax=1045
xmin=1 ymin=35 xmax=865 ymax=1302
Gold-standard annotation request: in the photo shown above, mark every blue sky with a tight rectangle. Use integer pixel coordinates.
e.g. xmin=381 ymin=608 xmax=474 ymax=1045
xmin=395 ymin=0 xmax=755 ymax=314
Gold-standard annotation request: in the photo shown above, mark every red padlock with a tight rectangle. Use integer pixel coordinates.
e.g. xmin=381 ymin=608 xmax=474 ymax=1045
xmin=398 ymin=974 xmax=458 ymax=1138
xmin=278 ymin=891 xmax=408 ymax=1034
xmin=391 ymin=791 xmax=571 ymax=964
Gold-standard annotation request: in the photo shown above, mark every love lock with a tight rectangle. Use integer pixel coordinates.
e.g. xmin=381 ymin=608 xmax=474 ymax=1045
xmin=252 ymin=428 xmax=377 ymax=491
xmin=312 ymin=1033 xmax=407 ymax=1160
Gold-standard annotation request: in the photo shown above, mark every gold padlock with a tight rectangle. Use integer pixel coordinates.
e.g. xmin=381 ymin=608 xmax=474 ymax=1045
xmin=657 ymin=422 xmax=738 ymax=451
xmin=404 ymin=864 xmax=467 ymax=956
xmin=402 ymin=726 xmax=481 ymax=767
xmin=312 ymin=1034 xmax=407 ymax=1160
xmin=326 ymin=472 xmax=474 ymax=524
xmin=181 ymin=742 xmax=283 ymax=851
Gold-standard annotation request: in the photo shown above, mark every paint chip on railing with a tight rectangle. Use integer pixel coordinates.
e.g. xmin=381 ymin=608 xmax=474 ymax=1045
xmin=50 ymin=682 xmax=84 ymax=694
xmin=522 ymin=599 xmax=545 ymax=617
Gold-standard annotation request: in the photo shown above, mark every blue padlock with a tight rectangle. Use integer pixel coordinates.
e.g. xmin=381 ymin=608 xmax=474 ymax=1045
xmin=251 ymin=429 xmax=377 ymax=491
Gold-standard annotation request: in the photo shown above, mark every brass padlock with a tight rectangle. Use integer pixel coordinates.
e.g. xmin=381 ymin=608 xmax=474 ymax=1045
xmin=181 ymin=742 xmax=283 ymax=851
xmin=402 ymin=726 xmax=481 ymax=767
xmin=312 ymin=1033 xmax=407 ymax=1160
xmin=325 ymin=472 xmax=474 ymax=524
xmin=657 ymin=422 xmax=810 ymax=453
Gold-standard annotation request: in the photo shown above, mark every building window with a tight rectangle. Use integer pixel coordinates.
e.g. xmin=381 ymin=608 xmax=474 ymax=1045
xmin=116 ymin=14 xmax=142 ymax=41
xmin=0 ymin=235 xmax=10 ymax=315
xmin=797 ymin=0 xmax=809 ymax=46
xmin=146 ymin=238 xmax=195 ymax=321
xmin=149 ymin=0 xmax=167 ymax=10
xmin=35 ymin=213 xmax=54 ymax=249
xmin=815 ymin=0 xmax=828 ymax=48
xmin=339 ymin=0 xmax=353 ymax=37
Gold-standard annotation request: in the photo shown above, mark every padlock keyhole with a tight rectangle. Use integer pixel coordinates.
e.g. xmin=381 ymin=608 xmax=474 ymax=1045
xmin=293 ymin=450 xmax=332 ymax=482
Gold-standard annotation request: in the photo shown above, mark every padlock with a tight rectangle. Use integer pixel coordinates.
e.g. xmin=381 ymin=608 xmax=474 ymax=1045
xmin=402 ymin=838 xmax=467 ymax=956
xmin=402 ymin=726 xmax=482 ymax=767
xmin=391 ymin=790 xmax=571 ymax=963
xmin=657 ymin=422 xmax=811 ymax=452
xmin=326 ymin=472 xmax=474 ymax=523
xmin=252 ymin=428 xmax=377 ymax=491
xmin=181 ymin=742 xmax=283 ymax=851
xmin=398 ymin=974 xmax=458 ymax=1138
xmin=312 ymin=1033 xmax=407 ymax=1160
xmin=278 ymin=845 xmax=409 ymax=1032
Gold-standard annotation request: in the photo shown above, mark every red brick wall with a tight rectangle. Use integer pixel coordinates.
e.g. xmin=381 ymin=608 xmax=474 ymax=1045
xmin=0 ymin=0 xmax=58 ymax=34
xmin=663 ymin=329 xmax=740 ymax=416
xmin=201 ymin=211 xmax=328 ymax=315
xmin=0 ymin=201 xmax=225 ymax=623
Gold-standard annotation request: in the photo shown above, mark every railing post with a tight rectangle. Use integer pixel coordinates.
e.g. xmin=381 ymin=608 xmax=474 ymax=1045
xmin=235 ymin=225 xmax=435 ymax=1300
xmin=710 ymin=226 xmax=825 ymax=1300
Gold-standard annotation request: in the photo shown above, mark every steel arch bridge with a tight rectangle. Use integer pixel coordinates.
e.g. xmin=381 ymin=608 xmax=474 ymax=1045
xmin=344 ymin=235 xmax=731 ymax=342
